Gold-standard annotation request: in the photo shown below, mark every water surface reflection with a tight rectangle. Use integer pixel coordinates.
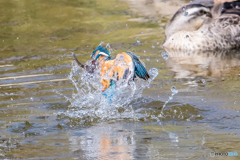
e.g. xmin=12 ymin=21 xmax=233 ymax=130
xmin=166 ymin=49 xmax=240 ymax=78
xmin=69 ymin=122 xmax=240 ymax=159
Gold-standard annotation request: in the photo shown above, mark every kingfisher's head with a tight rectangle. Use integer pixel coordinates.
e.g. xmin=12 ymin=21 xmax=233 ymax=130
xmin=91 ymin=46 xmax=111 ymax=61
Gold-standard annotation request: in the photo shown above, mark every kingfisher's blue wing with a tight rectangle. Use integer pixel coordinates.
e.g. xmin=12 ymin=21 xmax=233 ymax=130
xmin=125 ymin=51 xmax=150 ymax=80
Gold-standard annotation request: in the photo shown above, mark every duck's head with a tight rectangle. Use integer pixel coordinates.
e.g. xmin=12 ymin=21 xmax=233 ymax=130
xmin=91 ymin=46 xmax=112 ymax=61
xmin=165 ymin=3 xmax=213 ymax=40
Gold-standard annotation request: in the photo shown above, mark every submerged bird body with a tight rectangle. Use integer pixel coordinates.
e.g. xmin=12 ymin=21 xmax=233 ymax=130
xmin=74 ymin=46 xmax=149 ymax=94
xmin=163 ymin=0 xmax=240 ymax=50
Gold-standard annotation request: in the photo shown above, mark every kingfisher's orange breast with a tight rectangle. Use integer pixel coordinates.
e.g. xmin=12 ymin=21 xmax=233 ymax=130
xmin=99 ymin=52 xmax=134 ymax=91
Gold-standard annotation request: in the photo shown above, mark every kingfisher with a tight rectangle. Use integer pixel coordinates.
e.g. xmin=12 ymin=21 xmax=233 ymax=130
xmin=73 ymin=46 xmax=150 ymax=98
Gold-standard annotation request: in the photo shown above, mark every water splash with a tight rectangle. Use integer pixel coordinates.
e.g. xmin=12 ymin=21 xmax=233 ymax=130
xmin=161 ymin=52 xmax=169 ymax=60
xmin=55 ymin=59 xmax=202 ymax=125
xmin=171 ymin=86 xmax=178 ymax=94
xmin=99 ymin=41 xmax=104 ymax=46
xmin=106 ymin=43 xmax=112 ymax=55
xmin=57 ymin=60 xmax=159 ymax=124
xmin=159 ymin=86 xmax=178 ymax=117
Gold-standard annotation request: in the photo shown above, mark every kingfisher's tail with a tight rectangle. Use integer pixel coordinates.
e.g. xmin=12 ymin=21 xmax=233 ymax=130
xmin=73 ymin=53 xmax=85 ymax=68
xmin=73 ymin=53 xmax=96 ymax=73
xmin=125 ymin=51 xmax=150 ymax=80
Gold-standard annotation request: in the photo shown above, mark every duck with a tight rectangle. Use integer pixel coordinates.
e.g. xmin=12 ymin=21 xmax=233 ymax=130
xmin=73 ymin=46 xmax=149 ymax=97
xmin=163 ymin=0 xmax=240 ymax=50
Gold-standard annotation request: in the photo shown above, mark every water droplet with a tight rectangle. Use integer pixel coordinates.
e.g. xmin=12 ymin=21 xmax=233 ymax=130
xmin=157 ymin=59 xmax=159 ymax=62
xmin=201 ymin=79 xmax=205 ymax=83
xmin=7 ymin=105 xmax=9 ymax=108
xmin=87 ymin=45 xmax=89 ymax=47
xmin=234 ymin=101 xmax=237 ymax=105
xmin=171 ymin=86 xmax=178 ymax=94
xmin=23 ymin=9 xmax=25 ymax=11
xmin=11 ymin=98 xmax=13 ymax=101
xmin=99 ymin=41 xmax=104 ymax=46
xmin=141 ymin=31 xmax=143 ymax=33
xmin=3 ymin=40 xmax=4 ymax=42
xmin=126 ymin=24 xmax=128 ymax=26
xmin=161 ymin=52 xmax=169 ymax=60
xmin=146 ymin=58 xmax=150 ymax=61
xmin=30 ymin=97 xmax=33 ymax=101
xmin=186 ymin=35 xmax=189 ymax=38
xmin=184 ymin=12 xmax=188 ymax=16
xmin=137 ymin=39 xmax=140 ymax=43
xmin=17 ymin=37 xmax=19 ymax=39
xmin=149 ymin=68 xmax=159 ymax=77
xmin=174 ymin=110 xmax=177 ymax=113
xmin=144 ymin=50 xmax=146 ymax=53
xmin=183 ymin=7 xmax=186 ymax=11
xmin=157 ymin=42 xmax=159 ymax=45
xmin=106 ymin=43 xmax=111 ymax=48
xmin=152 ymin=45 xmax=155 ymax=49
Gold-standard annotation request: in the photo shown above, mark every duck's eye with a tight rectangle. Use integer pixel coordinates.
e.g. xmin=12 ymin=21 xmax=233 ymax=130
xmin=199 ymin=10 xmax=206 ymax=15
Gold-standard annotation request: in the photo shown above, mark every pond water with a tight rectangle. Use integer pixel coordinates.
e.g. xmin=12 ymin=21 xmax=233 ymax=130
xmin=0 ymin=0 xmax=240 ymax=159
